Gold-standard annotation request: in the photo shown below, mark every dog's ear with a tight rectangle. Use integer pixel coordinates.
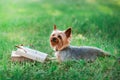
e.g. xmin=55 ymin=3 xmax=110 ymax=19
xmin=54 ymin=24 xmax=57 ymax=30
xmin=65 ymin=28 xmax=72 ymax=38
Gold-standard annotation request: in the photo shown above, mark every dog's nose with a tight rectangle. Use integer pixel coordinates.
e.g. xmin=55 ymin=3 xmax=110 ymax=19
xmin=52 ymin=38 xmax=57 ymax=42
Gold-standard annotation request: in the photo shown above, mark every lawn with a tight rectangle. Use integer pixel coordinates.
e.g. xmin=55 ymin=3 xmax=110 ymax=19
xmin=0 ymin=0 xmax=120 ymax=80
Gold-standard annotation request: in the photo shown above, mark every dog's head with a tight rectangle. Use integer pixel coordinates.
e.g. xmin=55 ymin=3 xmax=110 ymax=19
xmin=50 ymin=25 xmax=72 ymax=51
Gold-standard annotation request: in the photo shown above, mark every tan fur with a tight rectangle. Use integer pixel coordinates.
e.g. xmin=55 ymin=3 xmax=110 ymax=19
xmin=55 ymin=51 xmax=61 ymax=63
xmin=50 ymin=25 xmax=71 ymax=51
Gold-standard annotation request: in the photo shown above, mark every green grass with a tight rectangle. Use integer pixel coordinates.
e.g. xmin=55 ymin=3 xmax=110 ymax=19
xmin=0 ymin=0 xmax=120 ymax=80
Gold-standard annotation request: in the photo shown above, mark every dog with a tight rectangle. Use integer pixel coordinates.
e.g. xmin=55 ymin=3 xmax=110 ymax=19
xmin=50 ymin=25 xmax=111 ymax=63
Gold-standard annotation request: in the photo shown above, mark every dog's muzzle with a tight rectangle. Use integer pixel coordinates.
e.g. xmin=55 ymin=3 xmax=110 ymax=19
xmin=51 ymin=37 xmax=57 ymax=42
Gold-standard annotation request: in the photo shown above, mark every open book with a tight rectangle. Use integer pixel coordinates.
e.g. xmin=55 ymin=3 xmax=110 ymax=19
xmin=11 ymin=46 xmax=48 ymax=63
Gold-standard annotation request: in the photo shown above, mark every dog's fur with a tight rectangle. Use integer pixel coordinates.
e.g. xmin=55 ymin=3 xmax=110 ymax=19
xmin=50 ymin=25 xmax=110 ymax=62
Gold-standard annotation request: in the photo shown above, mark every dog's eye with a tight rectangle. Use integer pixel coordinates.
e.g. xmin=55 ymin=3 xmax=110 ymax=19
xmin=58 ymin=35 xmax=62 ymax=39
xmin=52 ymin=34 xmax=55 ymax=36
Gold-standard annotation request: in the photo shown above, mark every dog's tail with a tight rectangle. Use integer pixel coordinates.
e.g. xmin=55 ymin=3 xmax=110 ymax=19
xmin=97 ymin=49 xmax=116 ymax=58
xmin=101 ymin=51 xmax=120 ymax=63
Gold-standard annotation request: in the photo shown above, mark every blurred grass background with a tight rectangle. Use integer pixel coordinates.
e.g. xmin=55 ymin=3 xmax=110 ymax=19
xmin=0 ymin=0 xmax=120 ymax=80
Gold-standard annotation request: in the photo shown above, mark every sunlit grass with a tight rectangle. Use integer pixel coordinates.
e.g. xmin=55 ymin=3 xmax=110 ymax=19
xmin=98 ymin=5 xmax=113 ymax=15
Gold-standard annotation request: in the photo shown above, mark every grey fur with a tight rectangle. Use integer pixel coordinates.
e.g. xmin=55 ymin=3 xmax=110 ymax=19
xmin=55 ymin=46 xmax=110 ymax=62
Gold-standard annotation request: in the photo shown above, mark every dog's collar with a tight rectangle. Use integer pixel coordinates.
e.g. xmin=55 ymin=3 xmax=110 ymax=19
xmin=55 ymin=46 xmax=71 ymax=51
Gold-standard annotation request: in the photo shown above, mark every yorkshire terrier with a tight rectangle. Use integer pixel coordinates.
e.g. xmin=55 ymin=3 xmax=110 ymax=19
xmin=50 ymin=25 xmax=111 ymax=63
